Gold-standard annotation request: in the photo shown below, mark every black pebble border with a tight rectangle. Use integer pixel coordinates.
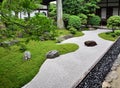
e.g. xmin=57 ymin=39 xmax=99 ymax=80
xmin=76 ymin=37 xmax=120 ymax=88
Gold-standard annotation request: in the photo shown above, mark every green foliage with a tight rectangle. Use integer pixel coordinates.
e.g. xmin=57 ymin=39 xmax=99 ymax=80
xmin=63 ymin=14 xmax=70 ymax=22
xmin=63 ymin=0 xmax=84 ymax=15
xmin=69 ymin=27 xmax=77 ymax=34
xmin=48 ymin=3 xmax=57 ymax=20
xmin=107 ymin=15 xmax=120 ymax=32
xmin=78 ymin=13 xmax=88 ymax=25
xmin=63 ymin=14 xmax=70 ymax=28
xmin=56 ymin=29 xmax=84 ymax=37
xmin=0 ymin=40 xmax=79 ymax=88
xmin=63 ymin=0 xmax=100 ymax=15
xmin=99 ymin=30 xmax=120 ymax=41
xmin=27 ymin=14 xmax=57 ymax=40
xmin=0 ymin=15 xmax=25 ymax=39
xmin=19 ymin=43 xmax=27 ymax=52
xmin=88 ymin=14 xmax=101 ymax=26
xmin=68 ymin=15 xmax=81 ymax=30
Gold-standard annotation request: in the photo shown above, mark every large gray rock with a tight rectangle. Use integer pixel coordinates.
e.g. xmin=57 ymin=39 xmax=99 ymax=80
xmin=23 ymin=51 xmax=31 ymax=60
xmin=46 ymin=50 xmax=60 ymax=59
xmin=56 ymin=34 xmax=73 ymax=43
xmin=84 ymin=40 xmax=97 ymax=47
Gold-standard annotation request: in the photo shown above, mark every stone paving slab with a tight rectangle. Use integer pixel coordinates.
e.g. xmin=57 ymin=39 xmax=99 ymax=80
xmin=22 ymin=29 xmax=113 ymax=88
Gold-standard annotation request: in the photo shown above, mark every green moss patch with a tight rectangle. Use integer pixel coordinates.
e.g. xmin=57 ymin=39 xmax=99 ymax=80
xmin=0 ymin=40 xmax=79 ymax=88
xmin=99 ymin=30 xmax=120 ymax=41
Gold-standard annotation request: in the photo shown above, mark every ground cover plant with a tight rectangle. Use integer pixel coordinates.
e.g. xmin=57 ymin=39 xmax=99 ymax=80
xmin=0 ymin=40 xmax=79 ymax=88
xmin=56 ymin=29 xmax=84 ymax=37
xmin=99 ymin=30 xmax=120 ymax=41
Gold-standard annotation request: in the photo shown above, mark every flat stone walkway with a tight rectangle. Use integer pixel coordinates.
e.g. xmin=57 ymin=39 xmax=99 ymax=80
xmin=23 ymin=29 xmax=113 ymax=88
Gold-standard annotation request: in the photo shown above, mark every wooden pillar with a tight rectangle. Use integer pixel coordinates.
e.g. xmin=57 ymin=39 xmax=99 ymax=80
xmin=57 ymin=0 xmax=64 ymax=29
xmin=118 ymin=0 xmax=120 ymax=16
xmin=106 ymin=0 xmax=108 ymax=19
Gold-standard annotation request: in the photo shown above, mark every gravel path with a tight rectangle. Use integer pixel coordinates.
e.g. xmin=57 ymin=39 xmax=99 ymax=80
xmin=23 ymin=29 xmax=113 ymax=88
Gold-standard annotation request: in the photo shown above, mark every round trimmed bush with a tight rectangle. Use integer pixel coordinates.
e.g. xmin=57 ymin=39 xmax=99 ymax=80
xmin=107 ymin=15 xmax=120 ymax=32
xmin=69 ymin=27 xmax=77 ymax=34
xmin=68 ymin=15 xmax=81 ymax=30
xmin=78 ymin=14 xmax=87 ymax=25
xmin=88 ymin=15 xmax=101 ymax=26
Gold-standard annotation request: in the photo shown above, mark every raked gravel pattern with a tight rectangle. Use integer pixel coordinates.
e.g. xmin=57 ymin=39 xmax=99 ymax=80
xmin=22 ymin=29 xmax=113 ymax=88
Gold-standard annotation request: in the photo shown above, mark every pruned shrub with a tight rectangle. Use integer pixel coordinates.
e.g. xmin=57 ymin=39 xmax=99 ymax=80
xmin=69 ymin=27 xmax=77 ymax=34
xmin=63 ymin=14 xmax=70 ymax=28
xmin=107 ymin=15 xmax=120 ymax=32
xmin=88 ymin=14 xmax=101 ymax=26
xmin=68 ymin=15 xmax=81 ymax=30
xmin=78 ymin=13 xmax=87 ymax=25
xmin=28 ymin=14 xmax=57 ymax=40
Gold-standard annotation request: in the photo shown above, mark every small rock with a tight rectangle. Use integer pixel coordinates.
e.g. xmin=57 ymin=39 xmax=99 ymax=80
xmin=46 ymin=50 xmax=60 ymax=59
xmin=111 ymin=66 xmax=117 ymax=71
xmin=105 ymin=71 xmax=118 ymax=82
xmin=23 ymin=51 xmax=31 ymax=60
xmin=113 ymin=62 xmax=120 ymax=67
xmin=102 ymin=81 xmax=111 ymax=88
xmin=105 ymin=76 xmax=113 ymax=83
xmin=3 ymin=41 xmax=11 ymax=46
xmin=109 ymin=71 xmax=118 ymax=80
xmin=10 ymin=40 xmax=19 ymax=45
xmin=56 ymin=34 xmax=73 ymax=43
xmin=63 ymin=34 xmax=73 ymax=39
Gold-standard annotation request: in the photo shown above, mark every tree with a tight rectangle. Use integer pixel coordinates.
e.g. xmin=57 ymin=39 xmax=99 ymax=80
xmin=57 ymin=0 xmax=64 ymax=29
xmin=21 ymin=0 xmax=41 ymax=19
xmin=63 ymin=0 xmax=100 ymax=15
xmin=0 ymin=0 xmax=42 ymax=19
xmin=107 ymin=16 xmax=120 ymax=32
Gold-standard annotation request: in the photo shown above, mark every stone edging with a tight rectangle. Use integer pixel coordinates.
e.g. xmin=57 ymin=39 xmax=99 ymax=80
xmin=75 ymin=37 xmax=120 ymax=88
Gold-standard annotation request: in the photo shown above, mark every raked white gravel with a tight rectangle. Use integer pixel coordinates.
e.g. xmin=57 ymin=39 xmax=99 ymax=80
xmin=23 ymin=29 xmax=113 ymax=88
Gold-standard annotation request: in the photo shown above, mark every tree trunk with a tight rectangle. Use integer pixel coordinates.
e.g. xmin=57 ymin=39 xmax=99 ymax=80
xmin=57 ymin=0 xmax=64 ymax=29
xmin=15 ymin=11 xmax=18 ymax=18
xmin=27 ymin=12 xmax=30 ymax=19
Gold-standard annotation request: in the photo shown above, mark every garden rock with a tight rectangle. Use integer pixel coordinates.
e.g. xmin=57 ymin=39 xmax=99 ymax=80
xmin=109 ymin=71 xmax=118 ymax=80
xmin=23 ymin=51 xmax=31 ymax=60
xmin=105 ymin=71 xmax=118 ymax=82
xmin=56 ymin=34 xmax=73 ymax=43
xmin=46 ymin=50 xmax=60 ymax=59
xmin=0 ymin=40 xmax=19 ymax=47
xmin=111 ymin=66 xmax=117 ymax=71
xmin=10 ymin=40 xmax=19 ymax=45
xmin=89 ymin=27 xmax=95 ymax=30
xmin=84 ymin=40 xmax=97 ymax=47
xmin=102 ymin=81 xmax=111 ymax=88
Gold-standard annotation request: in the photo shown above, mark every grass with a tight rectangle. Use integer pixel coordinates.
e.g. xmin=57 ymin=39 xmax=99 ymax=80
xmin=99 ymin=30 xmax=120 ymax=41
xmin=0 ymin=40 xmax=79 ymax=88
xmin=56 ymin=29 xmax=84 ymax=37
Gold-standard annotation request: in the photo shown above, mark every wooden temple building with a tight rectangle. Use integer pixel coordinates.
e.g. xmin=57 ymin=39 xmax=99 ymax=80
xmin=0 ymin=0 xmax=120 ymax=26
xmin=96 ymin=0 xmax=120 ymax=25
